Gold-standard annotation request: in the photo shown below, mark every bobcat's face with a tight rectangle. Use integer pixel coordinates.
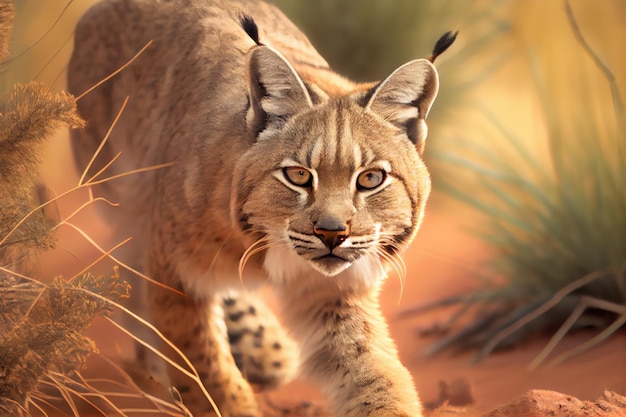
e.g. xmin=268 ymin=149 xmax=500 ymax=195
xmin=235 ymin=100 xmax=430 ymax=279
xmin=231 ymin=45 xmax=438 ymax=282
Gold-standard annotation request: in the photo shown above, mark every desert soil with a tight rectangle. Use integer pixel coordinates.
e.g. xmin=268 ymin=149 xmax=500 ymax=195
xmin=262 ymin=199 xmax=626 ymax=413
xmin=38 ymin=169 xmax=626 ymax=415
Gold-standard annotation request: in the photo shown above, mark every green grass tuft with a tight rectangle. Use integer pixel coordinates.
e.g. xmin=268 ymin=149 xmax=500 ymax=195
xmin=421 ymin=2 xmax=626 ymax=364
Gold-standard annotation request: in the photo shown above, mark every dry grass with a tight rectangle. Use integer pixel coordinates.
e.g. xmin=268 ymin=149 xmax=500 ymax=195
xmin=0 ymin=269 xmax=130 ymax=415
xmin=0 ymin=82 xmax=84 ymax=270
xmin=0 ymin=0 xmax=13 ymax=60
xmin=0 ymin=2 xmax=215 ymax=415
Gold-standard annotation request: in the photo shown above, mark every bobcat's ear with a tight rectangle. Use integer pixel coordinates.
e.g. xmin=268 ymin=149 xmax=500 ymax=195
xmin=246 ymin=45 xmax=312 ymax=139
xmin=365 ymin=59 xmax=439 ymax=155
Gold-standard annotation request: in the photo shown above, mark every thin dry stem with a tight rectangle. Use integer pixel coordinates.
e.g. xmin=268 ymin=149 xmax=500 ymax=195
xmin=0 ymin=159 xmax=172 ymax=248
xmin=86 ymin=162 xmax=175 ymax=187
xmin=78 ymin=96 xmax=129 ymax=186
xmin=62 ymin=222 xmax=183 ymax=296
xmin=71 ymin=235 xmax=131 ymax=280
xmin=531 ymin=295 xmax=626 ymax=368
xmin=54 ymin=196 xmax=119 ymax=231
xmin=205 ymin=234 xmax=234 ymax=277
xmin=0 ymin=264 xmax=43 ymax=282
xmin=39 ymin=378 xmax=107 ymax=417
xmin=75 ymin=40 xmax=153 ymax=102
xmin=565 ymin=0 xmax=624 ymax=122
xmin=51 ymin=380 xmax=79 ymax=417
xmin=27 ymin=396 xmax=63 ymax=417
xmin=93 ymin=354 xmax=182 ymax=414
xmin=85 ymin=152 xmax=122 ymax=185
xmin=169 ymin=388 xmax=193 ymax=417
xmin=539 ymin=296 xmax=626 ymax=367
xmin=549 ymin=312 xmax=626 ymax=366
xmin=0 ymin=0 xmax=74 ymax=69
xmin=47 ymin=372 xmax=127 ymax=417
xmin=103 ymin=316 xmax=222 ymax=417
xmin=477 ymin=269 xmax=608 ymax=361
xmin=33 ymin=30 xmax=74 ymax=81
xmin=529 ymin=298 xmax=589 ymax=369
xmin=21 ymin=284 xmax=47 ymax=319
xmin=25 ymin=397 xmax=49 ymax=417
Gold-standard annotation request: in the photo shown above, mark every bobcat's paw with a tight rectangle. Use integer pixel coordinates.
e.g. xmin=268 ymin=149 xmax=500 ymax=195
xmin=222 ymin=291 xmax=299 ymax=390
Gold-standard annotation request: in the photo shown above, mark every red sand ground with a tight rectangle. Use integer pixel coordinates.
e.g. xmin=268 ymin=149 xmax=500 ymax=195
xmin=263 ymin=202 xmax=626 ymax=412
xmin=28 ymin=0 xmax=626 ymax=413
xmin=39 ymin=169 xmax=626 ymax=414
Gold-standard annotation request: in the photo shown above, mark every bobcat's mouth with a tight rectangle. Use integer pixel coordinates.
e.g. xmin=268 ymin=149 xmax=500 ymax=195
xmin=310 ymin=253 xmax=353 ymax=276
xmin=312 ymin=253 xmax=348 ymax=262
xmin=285 ymin=230 xmax=372 ymax=276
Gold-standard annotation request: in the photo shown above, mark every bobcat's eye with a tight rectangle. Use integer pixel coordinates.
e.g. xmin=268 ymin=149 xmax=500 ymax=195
xmin=357 ymin=169 xmax=386 ymax=190
xmin=283 ymin=167 xmax=312 ymax=187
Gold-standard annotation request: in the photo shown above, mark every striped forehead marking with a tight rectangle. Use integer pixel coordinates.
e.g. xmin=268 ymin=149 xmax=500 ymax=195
xmin=302 ymin=106 xmax=373 ymax=171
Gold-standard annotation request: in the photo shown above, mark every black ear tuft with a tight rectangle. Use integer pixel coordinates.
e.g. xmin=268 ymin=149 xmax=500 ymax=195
xmin=429 ymin=31 xmax=458 ymax=63
xmin=240 ymin=14 xmax=261 ymax=45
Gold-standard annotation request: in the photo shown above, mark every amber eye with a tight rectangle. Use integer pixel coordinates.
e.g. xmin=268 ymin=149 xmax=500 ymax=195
xmin=357 ymin=169 xmax=386 ymax=190
xmin=283 ymin=167 xmax=313 ymax=187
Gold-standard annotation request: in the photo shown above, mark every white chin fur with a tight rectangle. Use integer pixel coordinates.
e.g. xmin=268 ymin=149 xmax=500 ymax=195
xmin=264 ymin=245 xmax=386 ymax=289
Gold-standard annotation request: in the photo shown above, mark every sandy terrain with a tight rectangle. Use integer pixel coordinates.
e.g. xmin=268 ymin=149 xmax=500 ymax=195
xmin=13 ymin=1 xmax=626 ymax=414
xmin=37 ymin=170 xmax=626 ymax=414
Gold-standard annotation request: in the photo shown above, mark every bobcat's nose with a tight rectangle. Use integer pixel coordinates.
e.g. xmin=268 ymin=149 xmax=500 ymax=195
xmin=313 ymin=217 xmax=350 ymax=251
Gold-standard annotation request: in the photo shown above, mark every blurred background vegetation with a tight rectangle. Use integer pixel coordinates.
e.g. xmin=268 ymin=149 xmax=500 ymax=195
xmin=275 ymin=0 xmax=626 ymax=361
xmin=4 ymin=0 xmax=625 ymax=363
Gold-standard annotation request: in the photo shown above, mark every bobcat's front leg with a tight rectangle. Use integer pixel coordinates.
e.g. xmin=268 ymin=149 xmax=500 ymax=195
xmin=280 ymin=287 xmax=422 ymax=417
xmin=147 ymin=271 xmax=259 ymax=417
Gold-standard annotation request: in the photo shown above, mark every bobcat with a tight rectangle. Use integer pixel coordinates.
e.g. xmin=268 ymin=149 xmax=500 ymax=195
xmin=68 ymin=1 xmax=455 ymax=416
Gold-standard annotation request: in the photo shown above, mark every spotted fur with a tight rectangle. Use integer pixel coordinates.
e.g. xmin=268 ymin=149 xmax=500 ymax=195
xmin=68 ymin=1 xmax=448 ymax=416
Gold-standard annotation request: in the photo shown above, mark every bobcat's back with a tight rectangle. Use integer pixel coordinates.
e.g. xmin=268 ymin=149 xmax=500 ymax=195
xmin=70 ymin=0 xmax=332 ymax=232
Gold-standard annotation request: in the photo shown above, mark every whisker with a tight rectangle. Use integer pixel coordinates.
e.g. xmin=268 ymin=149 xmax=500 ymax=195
xmin=378 ymin=249 xmax=404 ymax=304
xmin=204 ymin=233 xmax=235 ymax=276
xmin=377 ymin=249 xmax=398 ymax=277
xmin=389 ymin=246 xmax=407 ymax=279
xmin=377 ymin=241 xmax=407 ymax=305
xmin=388 ymin=246 xmax=407 ymax=280
xmin=238 ymin=237 xmax=272 ymax=285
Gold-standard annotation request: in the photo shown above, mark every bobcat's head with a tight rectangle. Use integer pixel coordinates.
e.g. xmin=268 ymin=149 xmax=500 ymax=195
xmin=232 ymin=44 xmax=439 ymax=283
